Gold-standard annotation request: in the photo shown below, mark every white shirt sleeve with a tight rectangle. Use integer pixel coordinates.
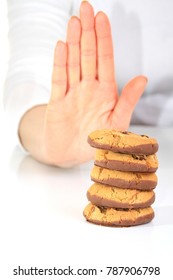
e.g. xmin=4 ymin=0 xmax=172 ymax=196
xmin=4 ymin=0 xmax=78 ymax=146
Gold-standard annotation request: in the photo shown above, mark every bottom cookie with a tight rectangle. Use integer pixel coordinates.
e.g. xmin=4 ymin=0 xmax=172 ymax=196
xmin=83 ymin=203 xmax=154 ymax=227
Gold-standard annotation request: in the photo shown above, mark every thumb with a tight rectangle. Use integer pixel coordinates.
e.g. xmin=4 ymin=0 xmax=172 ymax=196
xmin=111 ymin=75 xmax=148 ymax=129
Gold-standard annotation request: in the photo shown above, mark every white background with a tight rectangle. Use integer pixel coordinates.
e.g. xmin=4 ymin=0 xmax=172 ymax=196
xmin=0 ymin=0 xmax=8 ymax=110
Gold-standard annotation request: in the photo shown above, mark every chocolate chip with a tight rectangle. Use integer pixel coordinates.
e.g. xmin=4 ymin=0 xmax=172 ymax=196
xmin=115 ymin=208 xmax=129 ymax=211
xmin=98 ymin=206 xmax=107 ymax=214
xmin=121 ymin=131 xmax=129 ymax=135
xmin=140 ymin=134 xmax=149 ymax=138
xmin=132 ymin=154 xmax=146 ymax=160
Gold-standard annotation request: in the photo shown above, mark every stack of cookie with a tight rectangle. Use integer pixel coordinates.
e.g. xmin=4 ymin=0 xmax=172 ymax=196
xmin=83 ymin=130 xmax=159 ymax=227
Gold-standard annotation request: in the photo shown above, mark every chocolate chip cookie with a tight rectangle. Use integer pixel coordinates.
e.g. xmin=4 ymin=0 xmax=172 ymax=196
xmin=83 ymin=203 xmax=154 ymax=227
xmin=91 ymin=165 xmax=157 ymax=190
xmin=88 ymin=130 xmax=158 ymax=155
xmin=94 ymin=149 xmax=158 ymax=172
xmin=87 ymin=183 xmax=155 ymax=209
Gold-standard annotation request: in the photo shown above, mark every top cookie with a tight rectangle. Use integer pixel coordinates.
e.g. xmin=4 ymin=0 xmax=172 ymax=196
xmin=88 ymin=130 xmax=158 ymax=155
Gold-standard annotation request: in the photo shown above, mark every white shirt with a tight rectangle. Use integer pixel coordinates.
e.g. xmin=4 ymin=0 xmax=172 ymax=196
xmin=4 ymin=0 xmax=173 ymax=144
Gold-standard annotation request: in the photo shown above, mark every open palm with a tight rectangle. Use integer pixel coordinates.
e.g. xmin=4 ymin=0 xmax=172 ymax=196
xmin=44 ymin=2 xmax=147 ymax=167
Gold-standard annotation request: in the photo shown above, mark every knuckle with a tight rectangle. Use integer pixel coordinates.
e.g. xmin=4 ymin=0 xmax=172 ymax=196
xmin=81 ymin=49 xmax=96 ymax=57
xmin=98 ymin=53 xmax=113 ymax=60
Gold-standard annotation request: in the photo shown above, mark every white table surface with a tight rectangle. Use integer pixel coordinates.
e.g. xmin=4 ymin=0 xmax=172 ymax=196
xmin=1 ymin=119 xmax=173 ymax=279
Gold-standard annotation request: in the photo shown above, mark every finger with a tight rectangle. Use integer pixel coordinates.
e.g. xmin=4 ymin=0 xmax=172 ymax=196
xmin=51 ymin=41 xmax=67 ymax=102
xmin=112 ymin=76 xmax=148 ymax=129
xmin=95 ymin=12 xmax=116 ymax=83
xmin=80 ymin=1 xmax=96 ymax=80
xmin=67 ymin=16 xmax=81 ymax=89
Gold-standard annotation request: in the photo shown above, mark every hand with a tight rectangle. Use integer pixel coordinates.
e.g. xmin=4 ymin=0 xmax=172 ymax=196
xmin=19 ymin=1 xmax=147 ymax=167
xmin=43 ymin=1 xmax=147 ymax=167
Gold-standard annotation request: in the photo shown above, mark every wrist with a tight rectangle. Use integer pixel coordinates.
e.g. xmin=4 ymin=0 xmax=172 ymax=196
xmin=18 ymin=105 xmax=47 ymax=162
